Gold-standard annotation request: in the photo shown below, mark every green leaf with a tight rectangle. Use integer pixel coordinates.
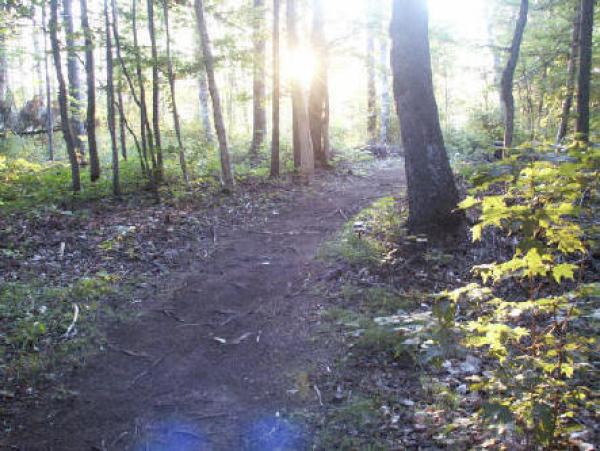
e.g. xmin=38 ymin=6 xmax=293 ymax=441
xmin=458 ymin=196 xmax=480 ymax=210
xmin=552 ymin=263 xmax=577 ymax=284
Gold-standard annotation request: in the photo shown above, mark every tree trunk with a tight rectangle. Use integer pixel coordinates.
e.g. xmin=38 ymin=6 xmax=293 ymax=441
xmin=500 ymin=0 xmax=528 ymax=149
xmin=250 ymin=0 xmax=267 ymax=156
xmin=162 ymin=0 xmax=189 ymax=185
xmin=62 ymin=0 xmax=87 ymax=160
xmin=575 ymin=0 xmax=594 ymax=142
xmin=556 ymin=5 xmax=581 ymax=144
xmin=366 ymin=2 xmax=377 ymax=145
xmin=271 ymin=0 xmax=280 ymax=177
xmin=132 ymin=0 xmax=157 ymax=178
xmin=309 ymin=0 xmax=329 ymax=168
xmin=147 ymin=0 xmax=163 ymax=180
xmin=379 ymin=30 xmax=391 ymax=145
xmin=117 ymin=78 xmax=127 ymax=160
xmin=80 ymin=0 xmax=100 ymax=181
xmin=198 ymin=70 xmax=213 ymax=144
xmin=41 ymin=3 xmax=55 ymax=161
xmin=32 ymin=15 xmax=45 ymax=102
xmin=287 ymin=0 xmax=314 ymax=180
xmin=105 ymin=0 xmax=120 ymax=196
xmin=194 ymin=0 xmax=235 ymax=191
xmin=50 ymin=0 xmax=81 ymax=192
xmin=391 ymin=0 xmax=460 ymax=232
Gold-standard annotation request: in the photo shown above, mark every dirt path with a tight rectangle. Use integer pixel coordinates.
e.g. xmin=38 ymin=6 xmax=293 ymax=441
xmin=8 ymin=160 xmax=404 ymax=451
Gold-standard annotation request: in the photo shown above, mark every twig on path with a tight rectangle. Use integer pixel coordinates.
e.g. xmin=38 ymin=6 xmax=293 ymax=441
xmin=107 ymin=344 xmax=151 ymax=359
xmin=62 ymin=303 xmax=80 ymax=339
xmin=129 ymin=356 xmax=165 ymax=387
xmin=159 ymin=308 xmax=185 ymax=323
xmin=338 ymin=208 xmax=348 ymax=220
xmin=314 ymin=384 xmax=324 ymax=406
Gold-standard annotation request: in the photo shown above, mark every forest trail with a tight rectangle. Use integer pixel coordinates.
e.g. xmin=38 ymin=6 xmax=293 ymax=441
xmin=9 ymin=160 xmax=405 ymax=451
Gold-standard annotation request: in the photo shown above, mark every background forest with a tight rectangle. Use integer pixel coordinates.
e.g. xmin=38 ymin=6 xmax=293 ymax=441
xmin=0 ymin=0 xmax=598 ymax=449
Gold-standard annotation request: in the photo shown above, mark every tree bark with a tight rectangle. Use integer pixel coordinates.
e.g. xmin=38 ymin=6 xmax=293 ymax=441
xmin=366 ymin=2 xmax=377 ymax=145
xmin=575 ymin=0 xmax=595 ymax=142
xmin=50 ymin=0 xmax=81 ymax=192
xmin=105 ymin=0 xmax=120 ymax=196
xmin=147 ymin=0 xmax=163 ymax=180
xmin=287 ymin=0 xmax=314 ymax=180
xmin=32 ymin=15 xmax=45 ymax=102
xmin=391 ymin=0 xmax=460 ymax=232
xmin=270 ymin=0 xmax=280 ymax=177
xmin=162 ymin=0 xmax=189 ymax=185
xmin=80 ymin=0 xmax=100 ymax=181
xmin=250 ymin=0 xmax=267 ymax=156
xmin=194 ymin=0 xmax=235 ymax=191
xmin=556 ymin=5 xmax=581 ymax=144
xmin=117 ymin=77 xmax=127 ymax=160
xmin=500 ymin=0 xmax=528 ymax=149
xmin=41 ymin=3 xmax=55 ymax=161
xmin=62 ymin=0 xmax=87 ymax=160
xmin=309 ymin=0 xmax=329 ymax=168
xmin=198 ymin=69 xmax=213 ymax=144
xmin=379 ymin=28 xmax=391 ymax=145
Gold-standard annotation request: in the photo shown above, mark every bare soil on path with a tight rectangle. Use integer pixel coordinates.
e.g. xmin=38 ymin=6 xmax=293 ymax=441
xmin=7 ymin=160 xmax=404 ymax=451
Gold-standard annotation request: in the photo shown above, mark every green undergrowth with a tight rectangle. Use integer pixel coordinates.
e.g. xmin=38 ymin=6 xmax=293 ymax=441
xmin=0 ymin=272 xmax=131 ymax=394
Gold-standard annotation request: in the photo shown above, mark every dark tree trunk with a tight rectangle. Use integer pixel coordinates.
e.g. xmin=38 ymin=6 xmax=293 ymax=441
xmin=250 ymin=0 xmax=267 ymax=156
xmin=80 ymin=0 xmax=100 ymax=181
xmin=162 ymin=0 xmax=189 ymax=185
xmin=309 ymin=0 xmax=330 ymax=168
xmin=556 ymin=5 xmax=581 ymax=144
xmin=287 ymin=0 xmax=314 ymax=179
xmin=500 ymin=0 xmax=528 ymax=149
xmin=391 ymin=0 xmax=460 ymax=232
xmin=194 ymin=0 xmax=235 ymax=190
xmin=270 ymin=0 xmax=280 ymax=177
xmin=50 ymin=0 xmax=81 ymax=192
xmin=41 ymin=3 xmax=55 ymax=161
xmin=62 ymin=0 xmax=86 ymax=160
xmin=147 ymin=0 xmax=163 ymax=180
xmin=105 ymin=0 xmax=120 ymax=196
xmin=575 ymin=0 xmax=595 ymax=142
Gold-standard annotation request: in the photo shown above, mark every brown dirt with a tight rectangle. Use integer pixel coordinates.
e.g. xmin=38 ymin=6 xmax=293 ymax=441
xmin=6 ymin=160 xmax=405 ymax=451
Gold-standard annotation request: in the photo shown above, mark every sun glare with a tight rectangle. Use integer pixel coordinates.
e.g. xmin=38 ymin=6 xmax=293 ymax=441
xmin=284 ymin=46 xmax=317 ymax=89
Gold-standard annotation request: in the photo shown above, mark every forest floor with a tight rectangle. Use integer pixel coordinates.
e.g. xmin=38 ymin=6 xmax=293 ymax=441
xmin=3 ymin=158 xmax=406 ymax=450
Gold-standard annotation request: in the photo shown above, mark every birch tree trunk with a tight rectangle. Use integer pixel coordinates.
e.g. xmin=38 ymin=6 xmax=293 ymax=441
xmin=80 ymin=0 xmax=100 ymax=181
xmin=50 ymin=0 xmax=81 ymax=192
xmin=500 ymin=0 xmax=528 ymax=149
xmin=198 ymin=70 xmax=213 ymax=144
xmin=194 ymin=0 xmax=235 ymax=191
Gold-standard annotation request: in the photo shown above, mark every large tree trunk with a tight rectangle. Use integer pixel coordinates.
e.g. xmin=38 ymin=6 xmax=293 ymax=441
xmin=80 ymin=0 xmax=100 ymax=181
xmin=270 ymin=0 xmax=280 ymax=177
xmin=194 ymin=0 xmax=235 ymax=190
xmin=198 ymin=70 xmax=214 ymax=144
xmin=62 ymin=0 xmax=86 ymax=160
xmin=250 ymin=0 xmax=267 ymax=156
xmin=41 ymin=3 xmax=55 ymax=161
xmin=575 ymin=0 xmax=595 ymax=142
xmin=556 ymin=5 xmax=581 ymax=144
xmin=391 ymin=0 xmax=460 ymax=232
xmin=366 ymin=2 xmax=377 ymax=145
xmin=163 ymin=0 xmax=189 ymax=185
xmin=147 ymin=0 xmax=163 ymax=180
xmin=308 ymin=0 xmax=330 ymax=168
xmin=500 ymin=0 xmax=529 ymax=149
xmin=105 ymin=0 xmax=120 ymax=195
xmin=50 ymin=0 xmax=81 ymax=192
xmin=287 ymin=0 xmax=314 ymax=180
